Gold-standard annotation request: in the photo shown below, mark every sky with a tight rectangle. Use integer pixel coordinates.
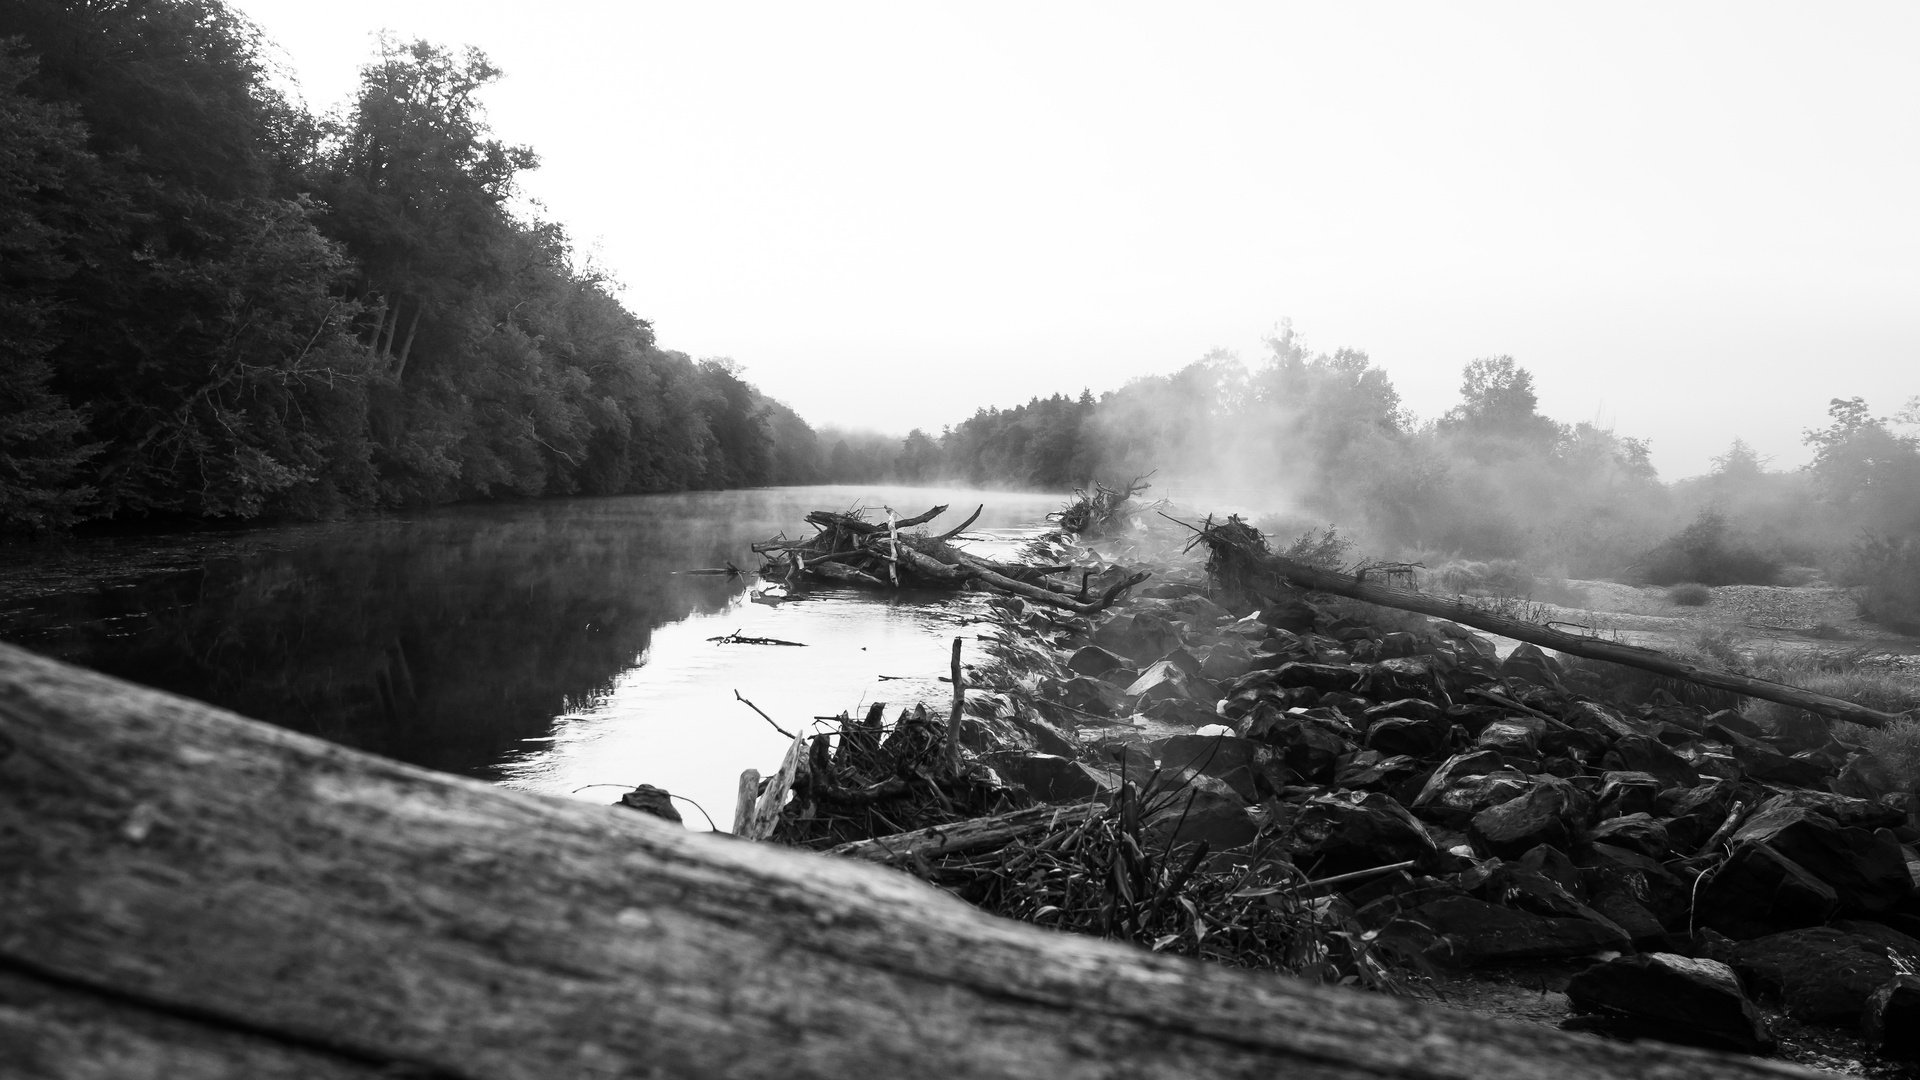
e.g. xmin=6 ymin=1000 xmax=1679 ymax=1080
xmin=236 ymin=0 xmax=1918 ymax=480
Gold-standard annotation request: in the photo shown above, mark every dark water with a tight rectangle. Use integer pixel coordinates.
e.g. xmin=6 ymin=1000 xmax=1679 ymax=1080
xmin=0 ymin=486 xmax=1064 ymax=827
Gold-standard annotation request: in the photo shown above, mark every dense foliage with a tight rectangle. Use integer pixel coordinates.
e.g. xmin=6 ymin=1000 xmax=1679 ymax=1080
xmin=0 ymin=2 xmax=819 ymax=532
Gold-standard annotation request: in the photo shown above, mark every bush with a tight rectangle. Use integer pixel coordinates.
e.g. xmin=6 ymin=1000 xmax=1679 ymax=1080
xmin=1633 ymin=509 xmax=1781 ymax=586
xmin=1428 ymin=558 xmax=1536 ymax=598
xmin=1667 ymin=583 xmax=1711 ymax=606
xmin=1846 ymin=534 xmax=1920 ymax=634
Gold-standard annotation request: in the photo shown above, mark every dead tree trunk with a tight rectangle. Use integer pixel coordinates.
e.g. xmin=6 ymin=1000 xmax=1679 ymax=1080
xmin=0 ymin=643 xmax=1816 ymax=1079
xmin=1200 ymin=526 xmax=1907 ymax=729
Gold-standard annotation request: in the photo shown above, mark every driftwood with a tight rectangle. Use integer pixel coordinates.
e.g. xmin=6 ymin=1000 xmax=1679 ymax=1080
xmin=759 ymin=503 xmax=1149 ymax=615
xmin=0 ymin=642 xmax=1822 ymax=1079
xmin=828 ymin=803 xmax=1103 ymax=866
xmin=1199 ymin=520 xmax=1908 ymax=729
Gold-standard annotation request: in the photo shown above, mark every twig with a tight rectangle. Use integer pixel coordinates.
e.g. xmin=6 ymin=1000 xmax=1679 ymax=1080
xmin=734 ymin=690 xmax=796 ymax=738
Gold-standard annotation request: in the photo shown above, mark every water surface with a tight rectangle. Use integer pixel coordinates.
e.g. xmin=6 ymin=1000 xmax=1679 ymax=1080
xmin=0 ymin=486 xmax=1064 ymax=828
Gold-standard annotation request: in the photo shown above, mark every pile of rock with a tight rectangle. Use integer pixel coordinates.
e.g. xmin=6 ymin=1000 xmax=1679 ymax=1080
xmin=962 ymin=564 xmax=1920 ymax=1059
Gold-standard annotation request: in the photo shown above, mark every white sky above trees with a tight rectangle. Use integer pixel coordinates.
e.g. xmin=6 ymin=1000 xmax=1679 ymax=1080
xmin=238 ymin=0 xmax=1917 ymax=479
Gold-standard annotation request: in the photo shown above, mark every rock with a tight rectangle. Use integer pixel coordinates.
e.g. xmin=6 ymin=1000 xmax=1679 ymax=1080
xmin=1728 ymin=732 xmax=1829 ymax=787
xmin=1705 ymin=709 xmax=1765 ymax=739
xmin=1146 ymin=786 xmax=1258 ymax=851
xmin=1412 ymin=756 xmax=1531 ymax=827
xmin=1733 ymin=804 xmax=1911 ymax=912
xmin=1862 ymin=974 xmax=1920 ymax=1060
xmin=1269 ymin=661 xmax=1364 ymax=694
xmin=1595 ymin=771 xmax=1663 ymax=819
xmin=1151 ymin=733 xmax=1266 ymax=801
xmin=1695 ymin=841 xmax=1840 ymax=939
xmin=1361 ymin=657 xmax=1446 ymax=701
xmin=1198 ymin=639 xmax=1255 ymax=681
xmin=1474 ymin=718 xmax=1543 ymax=759
xmin=1577 ymin=842 xmax=1693 ymax=929
xmin=1066 ymin=645 xmax=1128 ymax=677
xmin=1091 ymin=611 xmax=1183 ymax=664
xmin=1260 ymin=597 xmax=1327 ymax=633
xmin=1362 ymin=697 xmax=1445 ymax=730
xmin=1500 ymin=643 xmax=1565 ymax=689
xmin=615 ymin=784 xmax=683 ymax=823
xmin=1586 ymin=885 xmax=1671 ymax=949
xmin=1724 ymin=927 xmax=1914 ymax=1022
xmin=1565 ymin=700 xmax=1644 ymax=742
xmin=1761 ymin=788 xmax=1909 ymax=830
xmin=981 ymin=752 xmax=1103 ymax=803
xmin=1468 ymin=781 xmax=1583 ymax=859
xmin=1407 ymin=896 xmax=1628 ymax=965
xmin=1010 ymin=715 xmax=1078 ymax=758
xmin=1658 ymin=779 xmax=1737 ymax=853
xmin=1565 ymin=953 xmax=1775 ymax=1054
xmin=1834 ymin=752 xmax=1895 ymax=802
xmin=1124 ymin=661 xmax=1204 ymax=707
xmin=1366 ymin=715 xmax=1451 ymax=759
xmin=1050 ymin=676 xmax=1129 ymax=718
xmin=1332 ymin=751 xmax=1426 ymax=795
xmin=1588 ymin=813 xmax=1670 ymax=859
xmin=1605 ymin=734 xmax=1700 ymax=788
xmin=1239 ymin=708 xmax=1353 ymax=783
xmin=1286 ymin=792 xmax=1444 ymax=880
xmin=1517 ymin=843 xmax=1586 ymax=897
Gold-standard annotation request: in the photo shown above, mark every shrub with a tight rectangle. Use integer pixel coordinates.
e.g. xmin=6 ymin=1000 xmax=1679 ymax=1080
xmin=1845 ymin=534 xmax=1920 ymax=634
xmin=1632 ymin=509 xmax=1781 ymax=586
xmin=1667 ymin=583 xmax=1711 ymax=606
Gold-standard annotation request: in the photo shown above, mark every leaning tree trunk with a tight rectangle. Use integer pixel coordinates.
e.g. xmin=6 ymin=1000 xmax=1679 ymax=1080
xmin=0 ymin=643 xmax=1818 ymax=1079
xmin=1201 ymin=528 xmax=1908 ymax=729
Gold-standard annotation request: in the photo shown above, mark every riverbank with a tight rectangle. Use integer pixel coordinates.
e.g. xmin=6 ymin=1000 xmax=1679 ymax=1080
xmin=731 ymin=504 xmax=1920 ymax=1077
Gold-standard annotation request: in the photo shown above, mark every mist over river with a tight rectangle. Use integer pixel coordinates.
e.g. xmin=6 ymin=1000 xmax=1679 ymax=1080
xmin=0 ymin=486 xmax=1064 ymax=829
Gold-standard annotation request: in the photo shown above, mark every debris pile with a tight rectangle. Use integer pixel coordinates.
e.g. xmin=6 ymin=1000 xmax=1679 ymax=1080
xmin=744 ymin=502 xmax=1920 ymax=1061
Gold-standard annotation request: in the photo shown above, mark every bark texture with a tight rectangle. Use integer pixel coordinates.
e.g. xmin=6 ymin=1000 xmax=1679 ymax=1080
xmin=0 ymin=642 xmax=1821 ymax=1079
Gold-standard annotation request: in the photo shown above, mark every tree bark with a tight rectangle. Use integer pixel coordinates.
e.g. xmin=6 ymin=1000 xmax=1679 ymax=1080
xmin=1207 ymin=540 xmax=1907 ymax=729
xmin=0 ymin=643 xmax=1819 ymax=1079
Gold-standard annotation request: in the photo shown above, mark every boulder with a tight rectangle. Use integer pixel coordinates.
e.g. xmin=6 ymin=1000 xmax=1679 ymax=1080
xmin=1269 ymin=661 xmax=1364 ymax=694
xmin=1728 ymin=732 xmax=1829 ymax=787
xmin=1050 ymin=676 xmax=1128 ymax=718
xmin=1145 ymin=786 xmax=1257 ymax=851
xmin=1091 ymin=611 xmax=1183 ymax=665
xmin=1577 ymin=842 xmax=1693 ymax=929
xmin=1588 ymin=813 xmax=1670 ymax=859
xmin=1412 ymin=756 xmax=1530 ymax=828
xmin=1565 ymin=953 xmax=1774 ymax=1055
xmin=1124 ymin=661 xmax=1205 ymax=707
xmin=1239 ymin=708 xmax=1353 ymax=783
xmin=1151 ymin=733 xmax=1266 ymax=801
xmin=1332 ymin=752 xmax=1426 ymax=794
xmin=1260 ymin=597 xmax=1326 ymax=633
xmin=1595 ymin=771 xmax=1663 ymax=819
xmin=980 ymin=752 xmax=1103 ymax=803
xmin=1834 ymin=752 xmax=1895 ymax=802
xmin=1286 ymin=792 xmax=1444 ymax=880
xmin=1564 ymin=700 xmax=1643 ymax=742
xmin=1704 ymin=709 xmax=1765 ymax=739
xmin=1862 ymin=974 xmax=1920 ymax=1060
xmin=1474 ymin=718 xmax=1543 ymax=759
xmin=1198 ymin=639 xmax=1255 ymax=682
xmin=1361 ymin=657 xmax=1446 ymax=701
xmin=1695 ymin=841 xmax=1840 ymax=939
xmin=1605 ymin=734 xmax=1700 ymax=788
xmin=1468 ymin=781 xmax=1583 ymax=859
xmin=1066 ymin=645 xmax=1128 ymax=678
xmin=1407 ymin=896 xmax=1628 ymax=965
xmin=1723 ymin=926 xmax=1915 ymax=1022
xmin=1658 ymin=779 xmax=1737 ymax=853
xmin=1366 ymin=715 xmax=1451 ymax=759
xmin=1732 ymin=804 xmax=1911 ymax=912
xmin=1500 ymin=643 xmax=1565 ymax=689
xmin=1363 ymin=697 xmax=1445 ymax=730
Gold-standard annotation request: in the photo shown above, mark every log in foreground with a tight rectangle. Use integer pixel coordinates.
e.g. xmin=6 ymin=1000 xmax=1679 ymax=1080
xmin=0 ymin=643 xmax=1821 ymax=1079
xmin=1197 ymin=518 xmax=1909 ymax=730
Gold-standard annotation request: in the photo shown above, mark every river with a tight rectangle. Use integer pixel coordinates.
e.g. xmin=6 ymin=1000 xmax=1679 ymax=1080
xmin=0 ymin=486 xmax=1065 ymax=830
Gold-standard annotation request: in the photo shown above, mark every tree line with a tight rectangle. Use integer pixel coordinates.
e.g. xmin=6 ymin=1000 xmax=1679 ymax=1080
xmin=1 ymin=1 xmax=822 ymax=533
xmin=832 ymin=324 xmax=1919 ymax=628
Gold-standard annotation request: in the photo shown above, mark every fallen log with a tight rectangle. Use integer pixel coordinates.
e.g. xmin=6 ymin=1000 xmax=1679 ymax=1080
xmin=0 ymin=642 xmax=1818 ymax=1079
xmin=1198 ymin=520 xmax=1908 ymax=729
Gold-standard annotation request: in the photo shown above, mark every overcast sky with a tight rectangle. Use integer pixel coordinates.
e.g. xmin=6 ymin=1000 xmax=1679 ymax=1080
xmin=237 ymin=1 xmax=1916 ymax=479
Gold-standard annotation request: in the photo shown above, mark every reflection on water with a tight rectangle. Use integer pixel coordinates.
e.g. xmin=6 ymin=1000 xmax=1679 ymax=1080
xmin=0 ymin=486 xmax=1063 ymax=826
